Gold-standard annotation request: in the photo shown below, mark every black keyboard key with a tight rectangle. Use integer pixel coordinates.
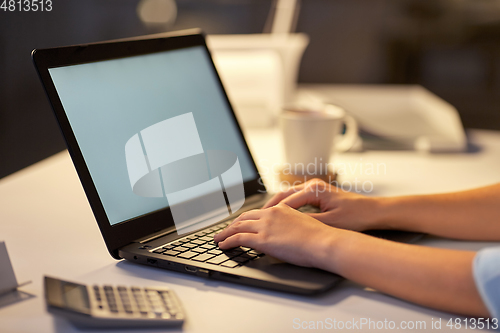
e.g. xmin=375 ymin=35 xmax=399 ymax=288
xmin=223 ymin=248 xmax=244 ymax=257
xmin=192 ymin=253 xmax=215 ymax=262
xmin=173 ymin=246 xmax=189 ymax=252
xmin=191 ymin=247 xmax=207 ymax=253
xmin=232 ymin=256 xmax=249 ymax=263
xmin=163 ymin=250 xmax=180 ymax=256
xmin=206 ymin=254 xmax=231 ymax=265
xmin=248 ymin=250 xmax=264 ymax=256
xmin=177 ymin=251 xmax=198 ymax=259
xmin=240 ymin=252 xmax=258 ymax=260
xmin=221 ymin=260 xmax=239 ymax=268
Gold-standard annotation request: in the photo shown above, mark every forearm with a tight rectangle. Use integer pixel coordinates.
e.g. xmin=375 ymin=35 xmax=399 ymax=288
xmin=317 ymin=230 xmax=489 ymax=317
xmin=372 ymin=184 xmax=500 ymax=240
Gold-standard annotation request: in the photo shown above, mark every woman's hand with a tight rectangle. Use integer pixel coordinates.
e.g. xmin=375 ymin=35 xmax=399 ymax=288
xmin=263 ymin=178 xmax=383 ymax=231
xmin=214 ymin=203 xmax=342 ymax=269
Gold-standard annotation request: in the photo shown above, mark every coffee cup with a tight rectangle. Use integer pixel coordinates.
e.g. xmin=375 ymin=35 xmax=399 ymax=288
xmin=280 ymin=104 xmax=358 ymax=178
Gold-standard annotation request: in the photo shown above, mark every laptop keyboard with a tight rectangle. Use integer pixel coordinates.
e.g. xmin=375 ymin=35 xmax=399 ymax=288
xmin=150 ymin=221 xmax=265 ymax=268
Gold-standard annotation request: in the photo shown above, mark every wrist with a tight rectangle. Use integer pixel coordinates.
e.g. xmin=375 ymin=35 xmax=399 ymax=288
xmin=368 ymin=196 xmax=398 ymax=230
xmin=309 ymin=226 xmax=354 ymax=273
xmin=355 ymin=196 xmax=389 ymax=230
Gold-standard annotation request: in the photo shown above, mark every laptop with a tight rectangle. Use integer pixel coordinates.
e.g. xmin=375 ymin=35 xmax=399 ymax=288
xmin=32 ymin=29 xmax=420 ymax=295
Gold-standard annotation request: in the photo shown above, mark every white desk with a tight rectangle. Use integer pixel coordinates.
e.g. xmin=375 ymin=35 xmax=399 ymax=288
xmin=1 ymin=125 xmax=500 ymax=332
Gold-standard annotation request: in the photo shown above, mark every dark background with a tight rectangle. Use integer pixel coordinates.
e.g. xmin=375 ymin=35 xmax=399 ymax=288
xmin=2 ymin=0 xmax=500 ymax=179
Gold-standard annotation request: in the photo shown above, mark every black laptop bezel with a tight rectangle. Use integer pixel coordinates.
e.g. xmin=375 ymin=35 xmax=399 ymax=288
xmin=32 ymin=31 xmax=267 ymax=259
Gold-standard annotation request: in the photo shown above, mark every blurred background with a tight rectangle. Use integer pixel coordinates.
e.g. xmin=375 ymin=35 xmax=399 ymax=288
xmin=2 ymin=0 xmax=500 ymax=179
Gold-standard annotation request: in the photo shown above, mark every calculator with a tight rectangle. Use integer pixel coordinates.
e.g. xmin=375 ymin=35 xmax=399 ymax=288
xmin=44 ymin=276 xmax=185 ymax=328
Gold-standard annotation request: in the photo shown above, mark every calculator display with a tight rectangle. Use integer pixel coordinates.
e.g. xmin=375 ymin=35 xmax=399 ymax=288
xmin=62 ymin=282 xmax=90 ymax=313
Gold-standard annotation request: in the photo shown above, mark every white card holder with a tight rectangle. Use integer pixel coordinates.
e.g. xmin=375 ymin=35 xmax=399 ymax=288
xmin=0 ymin=241 xmax=30 ymax=296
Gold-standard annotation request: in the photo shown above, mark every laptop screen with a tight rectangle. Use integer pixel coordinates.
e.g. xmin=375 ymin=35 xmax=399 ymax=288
xmin=48 ymin=45 xmax=258 ymax=228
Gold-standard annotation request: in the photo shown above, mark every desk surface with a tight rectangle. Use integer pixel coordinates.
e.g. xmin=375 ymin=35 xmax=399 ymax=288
xmin=1 ymin=123 xmax=500 ymax=332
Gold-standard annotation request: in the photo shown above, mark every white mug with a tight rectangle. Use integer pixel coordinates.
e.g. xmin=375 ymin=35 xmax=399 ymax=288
xmin=280 ymin=104 xmax=358 ymax=175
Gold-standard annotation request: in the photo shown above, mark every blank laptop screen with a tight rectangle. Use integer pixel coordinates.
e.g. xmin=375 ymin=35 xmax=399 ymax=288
xmin=48 ymin=45 xmax=257 ymax=226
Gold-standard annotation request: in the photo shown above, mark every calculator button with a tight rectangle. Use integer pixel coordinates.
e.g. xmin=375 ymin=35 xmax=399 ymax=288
xmin=93 ymin=286 xmax=101 ymax=300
